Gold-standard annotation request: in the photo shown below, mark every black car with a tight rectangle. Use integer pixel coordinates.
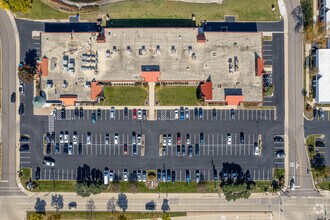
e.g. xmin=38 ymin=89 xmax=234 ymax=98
xmin=145 ymin=201 xmax=156 ymax=210
xmin=213 ymin=169 xmax=218 ymax=181
xmin=46 ymin=143 xmax=51 ymax=154
xmin=97 ymin=108 xmax=101 ymax=119
xmin=194 ymin=107 xmax=198 ymax=118
xmin=212 ymin=108 xmax=217 ymax=119
xmin=188 ymin=145 xmax=193 ymax=157
xmin=78 ymin=143 xmax=82 ymax=155
xmin=20 ymin=135 xmax=29 ymax=142
xmin=313 ymin=108 xmax=318 ymax=118
xmin=35 ymin=167 xmax=40 ymax=180
xmin=274 ymin=136 xmax=284 ymax=143
xmin=19 ymin=144 xmax=29 ymax=152
xmin=167 ymin=169 xmax=171 ymax=182
xmin=142 ymin=109 xmax=147 ymax=119
xmin=74 ymin=107 xmax=79 ymax=117
xmin=55 ymin=143 xmax=59 ymax=154
xmin=240 ymin=132 xmax=245 ymax=144
xmin=186 ymin=170 xmax=190 ymax=182
xmin=176 ymin=145 xmax=180 ymax=156
xmin=18 ymin=103 xmax=24 ymax=115
xmin=79 ymin=107 xmax=84 ymax=118
xmin=133 ymin=144 xmax=137 ymax=155
xmin=61 ymin=108 xmax=66 ymax=119
xmin=170 ymin=171 xmax=175 ymax=183
xmin=230 ymin=109 xmax=235 ymax=120
xmin=200 ymin=132 xmax=204 ymax=144
xmin=199 ymin=107 xmax=203 ymax=119
xmin=124 ymin=107 xmax=128 ymax=118
xmin=68 ymin=202 xmax=77 ymax=209
xmin=11 ymin=92 xmax=16 ymax=103
xmin=51 ymin=132 xmax=55 ymax=145
xmin=316 ymin=141 xmax=325 ymax=147
xmin=157 ymin=169 xmax=161 ymax=181
xmin=63 ymin=143 xmax=68 ymax=154
xmin=195 ymin=144 xmax=199 ymax=156
xmin=182 ymin=145 xmax=186 ymax=156
xmin=162 ymin=169 xmax=166 ymax=182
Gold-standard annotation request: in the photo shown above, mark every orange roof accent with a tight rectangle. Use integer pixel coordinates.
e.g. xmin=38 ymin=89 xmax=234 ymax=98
xmin=141 ymin=71 xmax=160 ymax=82
xmin=226 ymin=95 xmax=244 ymax=106
xmin=41 ymin=58 xmax=48 ymax=77
xmin=96 ymin=34 xmax=106 ymax=43
xmin=91 ymin=81 xmax=103 ymax=100
xmin=59 ymin=95 xmax=77 ymax=106
xmin=200 ymin=81 xmax=212 ymax=100
xmin=257 ymin=57 xmax=264 ymax=76
xmin=197 ymin=34 xmax=206 ymax=43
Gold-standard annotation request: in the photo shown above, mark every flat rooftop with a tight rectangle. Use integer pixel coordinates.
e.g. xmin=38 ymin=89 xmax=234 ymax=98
xmin=40 ymin=28 xmax=263 ymax=103
xmin=316 ymin=49 xmax=330 ymax=103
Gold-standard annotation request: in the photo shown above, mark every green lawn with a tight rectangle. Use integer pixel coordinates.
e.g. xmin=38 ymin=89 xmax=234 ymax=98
xmin=319 ymin=181 xmax=330 ymax=190
xmin=102 ymin=86 xmax=148 ymax=106
xmin=27 ymin=211 xmax=186 ymax=220
xmin=156 ymin=86 xmax=201 ymax=106
xmin=306 ymin=134 xmax=322 ymax=147
xmin=16 ymin=0 xmax=280 ymax=22
xmin=252 ymin=181 xmax=272 ymax=193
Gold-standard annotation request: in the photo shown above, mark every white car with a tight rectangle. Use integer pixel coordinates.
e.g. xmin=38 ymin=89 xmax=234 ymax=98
xmin=186 ymin=134 xmax=190 ymax=145
xmin=109 ymin=170 xmax=114 ymax=182
xmin=137 ymin=134 xmax=142 ymax=146
xmin=167 ymin=134 xmax=172 ymax=146
xmin=110 ymin=107 xmax=115 ymax=119
xmin=163 ymin=135 xmax=167 ymax=146
xmin=114 ymin=134 xmax=119 ymax=145
xmin=19 ymin=81 xmax=24 ymax=94
xmin=68 ymin=143 xmax=73 ymax=155
xmin=64 ymin=131 xmax=69 ymax=143
xmin=105 ymin=134 xmax=109 ymax=144
xmin=185 ymin=107 xmax=189 ymax=118
xmin=137 ymin=109 xmax=142 ymax=120
xmin=86 ymin=133 xmax=91 ymax=145
xmin=137 ymin=170 xmax=142 ymax=182
xmin=59 ymin=131 xmax=64 ymax=143
xmin=254 ymin=142 xmax=259 ymax=156
xmin=142 ymin=170 xmax=146 ymax=182
xmin=43 ymin=160 xmax=55 ymax=167
xmin=73 ymin=131 xmax=78 ymax=144
xmin=227 ymin=134 xmax=232 ymax=145
xmin=123 ymin=169 xmax=128 ymax=181
xmin=174 ymin=109 xmax=179 ymax=119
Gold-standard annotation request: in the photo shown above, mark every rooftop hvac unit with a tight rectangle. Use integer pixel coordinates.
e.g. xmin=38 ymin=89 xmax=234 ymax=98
xmin=171 ymin=46 xmax=176 ymax=54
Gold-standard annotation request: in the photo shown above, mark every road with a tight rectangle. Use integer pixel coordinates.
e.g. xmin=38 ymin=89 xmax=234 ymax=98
xmin=0 ymin=9 xmax=22 ymax=196
xmin=284 ymin=0 xmax=315 ymax=194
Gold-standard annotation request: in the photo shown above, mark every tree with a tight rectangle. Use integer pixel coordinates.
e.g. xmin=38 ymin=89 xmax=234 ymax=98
xmin=106 ymin=197 xmax=116 ymax=213
xmin=75 ymin=182 xmax=91 ymax=197
xmin=221 ymin=182 xmax=251 ymax=201
xmin=162 ymin=213 xmax=171 ymax=220
xmin=89 ymin=182 xmax=103 ymax=195
xmin=3 ymin=0 xmax=32 ymax=12
xmin=117 ymin=193 xmax=128 ymax=215
xmin=30 ymin=213 xmax=43 ymax=220
xmin=305 ymin=22 xmax=326 ymax=48
xmin=86 ymin=198 xmax=95 ymax=220
xmin=301 ymin=0 xmax=313 ymax=28
xmin=51 ymin=194 xmax=64 ymax=213
xmin=18 ymin=65 xmax=36 ymax=82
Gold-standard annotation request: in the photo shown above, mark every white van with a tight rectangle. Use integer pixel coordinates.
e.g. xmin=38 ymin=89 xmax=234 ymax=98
xmin=104 ymin=169 xmax=109 ymax=185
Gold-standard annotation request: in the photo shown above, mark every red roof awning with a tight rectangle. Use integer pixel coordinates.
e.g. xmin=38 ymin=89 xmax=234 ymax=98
xmin=200 ymin=81 xmax=212 ymax=100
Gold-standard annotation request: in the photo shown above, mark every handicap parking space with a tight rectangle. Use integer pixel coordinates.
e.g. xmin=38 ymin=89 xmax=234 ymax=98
xmin=262 ymin=39 xmax=273 ymax=66
xmin=20 ymin=151 xmax=31 ymax=166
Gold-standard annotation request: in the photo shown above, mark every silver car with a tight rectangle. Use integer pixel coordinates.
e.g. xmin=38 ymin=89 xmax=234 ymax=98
xmin=68 ymin=143 xmax=73 ymax=155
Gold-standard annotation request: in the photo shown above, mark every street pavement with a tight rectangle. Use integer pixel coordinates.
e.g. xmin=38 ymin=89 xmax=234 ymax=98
xmin=284 ymin=0 xmax=316 ymax=195
xmin=0 ymin=9 xmax=23 ymax=196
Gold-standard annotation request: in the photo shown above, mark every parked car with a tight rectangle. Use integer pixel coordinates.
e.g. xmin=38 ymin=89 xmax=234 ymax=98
xmin=212 ymin=108 xmax=217 ymax=119
xmin=46 ymin=143 xmax=51 ymax=154
xmin=114 ymin=134 xmax=119 ymax=145
xmin=55 ymin=143 xmax=59 ymax=154
xmin=240 ymin=132 xmax=245 ymax=144
xmin=319 ymin=108 xmax=324 ymax=119
xmin=74 ymin=107 xmax=79 ymax=117
xmin=123 ymin=169 xmax=128 ymax=181
xmin=86 ymin=132 xmax=91 ymax=145
xmin=137 ymin=109 xmax=142 ymax=120
xmin=182 ymin=145 xmax=186 ymax=156
xmin=274 ymin=136 xmax=284 ymax=143
xmin=180 ymin=110 xmax=184 ymax=120
xmin=78 ymin=143 xmax=82 ymax=155
xmin=43 ymin=159 xmax=55 ymax=167
xmin=105 ymin=134 xmax=109 ymax=144
xmin=104 ymin=168 xmax=109 ymax=185
xmin=137 ymin=134 xmax=141 ymax=145
xmin=167 ymin=134 xmax=172 ymax=146
xmin=275 ymin=150 xmax=285 ymax=158
xmin=61 ymin=108 xmax=65 ymax=119
xmin=19 ymin=144 xmax=29 ymax=152
xmin=157 ymin=169 xmax=161 ymax=181
xmin=162 ymin=169 xmax=166 ymax=182
xmin=124 ymin=107 xmax=128 ymax=119
xmin=196 ymin=170 xmax=200 ymax=183
xmin=50 ymin=132 xmax=55 ymax=144
xmin=142 ymin=109 xmax=147 ymax=119
xmin=176 ymin=145 xmax=181 ymax=156
xmin=91 ymin=113 xmax=96 ymax=124
xmin=188 ymin=145 xmax=193 ymax=157
xmin=110 ymin=107 xmax=115 ymax=119
xmin=185 ymin=107 xmax=189 ymax=118
xmin=167 ymin=169 xmax=171 ymax=182
xmin=35 ymin=167 xmax=40 ymax=180
xmin=79 ymin=107 xmax=84 ymax=118
xmin=19 ymin=82 xmax=24 ymax=94
xmin=68 ymin=143 xmax=73 ymax=155
xmin=132 ymin=144 xmax=137 ymax=155
xmin=64 ymin=131 xmax=69 ymax=143
xmin=313 ymin=108 xmax=318 ymax=118
xmin=63 ymin=143 xmax=68 ymax=154
xmin=132 ymin=132 xmax=136 ymax=145
xmin=254 ymin=142 xmax=260 ymax=156
xmin=73 ymin=131 xmax=78 ymax=144
xmin=171 ymin=171 xmax=176 ymax=183
xmin=177 ymin=132 xmax=181 ymax=145
xmin=230 ymin=109 xmax=236 ymax=120
xmin=186 ymin=134 xmax=190 ymax=145
xmin=174 ymin=109 xmax=179 ymax=119
xmin=290 ymin=177 xmax=295 ymax=190
xmin=18 ymin=103 xmax=24 ymax=115
xmin=133 ymin=108 xmax=137 ymax=120
xmin=316 ymin=141 xmax=325 ymax=147
xmin=195 ymin=144 xmax=199 ymax=156
xmin=200 ymin=132 xmax=204 ymax=144
xmin=124 ymin=144 xmax=128 ymax=155
xmin=45 ymin=133 xmax=51 ymax=144
xmin=11 ymin=92 xmax=16 ymax=103
xmin=162 ymin=134 xmax=167 ymax=146
xmin=199 ymin=107 xmax=203 ymax=119
xmin=186 ymin=170 xmax=190 ymax=182
xmin=142 ymin=170 xmax=147 ymax=182
xmin=227 ymin=133 xmax=232 ymax=145
xmin=194 ymin=107 xmax=198 ymax=118
xmin=137 ymin=170 xmax=142 ymax=182
xmin=213 ymin=169 xmax=218 ymax=181
xmin=97 ymin=108 xmax=101 ymax=119
xmin=109 ymin=170 xmax=114 ymax=182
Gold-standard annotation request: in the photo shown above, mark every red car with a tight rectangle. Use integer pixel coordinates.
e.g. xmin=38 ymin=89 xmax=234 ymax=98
xmin=177 ymin=132 xmax=181 ymax=145
xmin=124 ymin=144 xmax=128 ymax=155
xmin=133 ymin=109 xmax=137 ymax=120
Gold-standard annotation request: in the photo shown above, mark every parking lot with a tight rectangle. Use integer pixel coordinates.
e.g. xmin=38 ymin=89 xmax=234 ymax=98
xmin=263 ymin=39 xmax=273 ymax=66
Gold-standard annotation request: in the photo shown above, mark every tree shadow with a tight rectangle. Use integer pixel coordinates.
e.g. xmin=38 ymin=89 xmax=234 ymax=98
xmin=161 ymin=198 xmax=170 ymax=212
xmin=291 ymin=6 xmax=303 ymax=33
xmin=77 ymin=164 xmax=91 ymax=182
xmin=106 ymin=19 xmax=196 ymax=28
xmin=34 ymin=197 xmax=46 ymax=214
xmin=51 ymin=194 xmax=64 ymax=212
xmin=117 ymin=193 xmax=128 ymax=213
xmin=24 ymin=49 xmax=38 ymax=67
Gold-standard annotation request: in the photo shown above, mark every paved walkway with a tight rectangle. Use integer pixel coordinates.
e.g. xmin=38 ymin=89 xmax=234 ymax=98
xmin=148 ymin=82 xmax=155 ymax=120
